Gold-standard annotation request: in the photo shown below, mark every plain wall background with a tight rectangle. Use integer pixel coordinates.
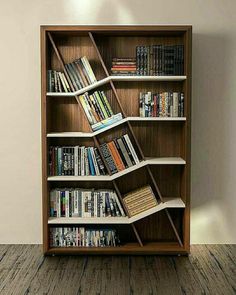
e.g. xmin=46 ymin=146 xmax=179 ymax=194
xmin=0 ymin=0 xmax=235 ymax=244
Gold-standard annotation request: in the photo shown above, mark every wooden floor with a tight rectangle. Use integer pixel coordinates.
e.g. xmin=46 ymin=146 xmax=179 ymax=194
xmin=0 ymin=245 xmax=235 ymax=295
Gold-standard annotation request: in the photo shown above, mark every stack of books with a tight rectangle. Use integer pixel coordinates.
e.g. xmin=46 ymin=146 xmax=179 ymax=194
xmin=100 ymin=134 xmax=140 ymax=175
xmin=79 ymin=91 xmax=123 ymax=131
xmin=139 ymin=91 xmax=184 ymax=117
xmin=50 ymin=189 xmax=126 ymax=218
xmin=48 ymin=146 xmax=106 ymax=176
xmin=136 ymin=45 xmax=184 ymax=75
xmin=111 ymin=58 xmax=137 ymax=75
xmin=47 ymin=70 xmax=71 ymax=92
xmin=65 ymin=56 xmax=97 ymax=90
xmin=123 ymin=185 xmax=158 ymax=217
xmin=50 ymin=227 xmax=119 ymax=247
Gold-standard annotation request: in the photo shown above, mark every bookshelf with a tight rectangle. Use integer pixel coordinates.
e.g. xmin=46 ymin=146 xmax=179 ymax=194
xmin=41 ymin=25 xmax=192 ymax=255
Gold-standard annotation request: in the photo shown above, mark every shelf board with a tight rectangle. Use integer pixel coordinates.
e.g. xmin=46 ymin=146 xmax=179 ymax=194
xmin=111 ymin=75 xmax=187 ymax=81
xmin=48 ymin=216 xmax=129 ymax=224
xmin=128 ymin=117 xmax=186 ymax=121
xmin=47 ymin=157 xmax=186 ymax=181
xmin=47 ymin=117 xmax=186 ymax=138
xmin=46 ymin=242 xmax=187 ymax=255
xmin=46 ymin=75 xmax=187 ymax=97
xmin=129 ymin=198 xmax=185 ymax=223
xmin=46 ymin=76 xmax=110 ymax=97
xmin=48 ymin=198 xmax=185 ymax=225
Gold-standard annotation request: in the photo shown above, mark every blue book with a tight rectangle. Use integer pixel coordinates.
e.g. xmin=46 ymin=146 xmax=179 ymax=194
xmin=57 ymin=147 xmax=63 ymax=175
xmin=87 ymin=148 xmax=95 ymax=175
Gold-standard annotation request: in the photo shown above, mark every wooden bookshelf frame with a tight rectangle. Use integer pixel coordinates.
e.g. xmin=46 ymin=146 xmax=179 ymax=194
xmin=41 ymin=25 xmax=192 ymax=255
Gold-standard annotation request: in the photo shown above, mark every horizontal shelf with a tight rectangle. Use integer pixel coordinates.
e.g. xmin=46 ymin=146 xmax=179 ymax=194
xmin=46 ymin=242 xmax=187 ymax=255
xmin=47 ymin=117 xmax=186 ymax=138
xmin=47 ymin=76 xmax=110 ymax=97
xmin=47 ymin=157 xmax=186 ymax=181
xmin=111 ymin=75 xmax=187 ymax=81
xmin=48 ymin=198 xmax=185 ymax=225
xmin=46 ymin=75 xmax=187 ymax=97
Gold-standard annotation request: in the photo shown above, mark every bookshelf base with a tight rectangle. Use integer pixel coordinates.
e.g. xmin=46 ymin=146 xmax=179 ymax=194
xmin=45 ymin=242 xmax=189 ymax=255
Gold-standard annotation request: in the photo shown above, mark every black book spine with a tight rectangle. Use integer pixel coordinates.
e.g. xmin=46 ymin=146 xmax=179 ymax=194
xmin=94 ymin=148 xmax=106 ymax=175
xmin=100 ymin=144 xmax=118 ymax=174
xmin=121 ymin=136 xmax=135 ymax=165
xmin=97 ymin=91 xmax=111 ymax=117
xmin=113 ymin=138 xmax=128 ymax=168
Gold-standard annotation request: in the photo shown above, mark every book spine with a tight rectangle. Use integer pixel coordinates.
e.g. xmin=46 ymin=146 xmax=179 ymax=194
xmin=100 ymin=91 xmax=114 ymax=116
xmin=100 ymin=143 xmax=118 ymax=174
xmin=90 ymin=147 xmax=100 ymax=175
xmin=123 ymin=134 xmax=140 ymax=165
xmin=94 ymin=148 xmax=106 ymax=175
xmin=107 ymin=141 xmax=125 ymax=172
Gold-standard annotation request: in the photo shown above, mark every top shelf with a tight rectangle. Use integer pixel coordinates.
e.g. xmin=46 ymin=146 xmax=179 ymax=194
xmin=46 ymin=76 xmax=187 ymax=97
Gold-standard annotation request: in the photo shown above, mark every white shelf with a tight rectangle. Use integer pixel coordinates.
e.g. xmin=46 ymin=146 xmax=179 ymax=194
xmin=48 ymin=216 xmax=129 ymax=224
xmin=48 ymin=198 xmax=185 ymax=225
xmin=47 ymin=117 xmax=185 ymax=138
xmin=46 ymin=77 xmax=110 ymax=97
xmin=129 ymin=198 xmax=185 ymax=223
xmin=47 ymin=157 xmax=186 ymax=181
xmin=111 ymin=75 xmax=187 ymax=81
xmin=46 ymin=75 xmax=187 ymax=97
xmin=128 ymin=117 xmax=186 ymax=121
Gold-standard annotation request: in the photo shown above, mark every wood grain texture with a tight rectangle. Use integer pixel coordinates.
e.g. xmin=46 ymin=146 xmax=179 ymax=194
xmin=0 ymin=245 xmax=235 ymax=295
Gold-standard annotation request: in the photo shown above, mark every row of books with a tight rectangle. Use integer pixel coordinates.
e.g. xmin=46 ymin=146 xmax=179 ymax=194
xmin=79 ymin=91 xmax=123 ymax=131
xmin=136 ymin=45 xmax=184 ymax=76
xmin=65 ymin=56 xmax=97 ymax=91
xmin=111 ymin=57 xmax=136 ymax=75
xmin=100 ymin=134 xmax=140 ymax=175
xmin=47 ymin=56 xmax=97 ymax=93
xmin=47 ymin=70 xmax=71 ymax=92
xmin=123 ymin=185 xmax=157 ymax=217
xmin=139 ymin=91 xmax=184 ymax=117
xmin=50 ymin=227 xmax=119 ymax=247
xmin=50 ymin=189 xmax=126 ymax=218
xmin=49 ymin=146 xmax=106 ymax=176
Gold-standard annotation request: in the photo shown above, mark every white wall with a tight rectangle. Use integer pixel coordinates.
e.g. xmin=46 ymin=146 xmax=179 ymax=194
xmin=0 ymin=0 xmax=235 ymax=244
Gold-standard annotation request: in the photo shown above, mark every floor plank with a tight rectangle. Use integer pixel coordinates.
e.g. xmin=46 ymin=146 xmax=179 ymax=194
xmin=0 ymin=245 xmax=235 ymax=295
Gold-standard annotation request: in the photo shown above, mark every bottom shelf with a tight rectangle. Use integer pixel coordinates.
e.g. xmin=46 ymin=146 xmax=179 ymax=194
xmin=46 ymin=242 xmax=189 ymax=255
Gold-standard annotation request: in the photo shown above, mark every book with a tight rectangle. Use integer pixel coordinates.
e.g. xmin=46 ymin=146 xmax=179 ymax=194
xmin=111 ymin=57 xmax=136 ymax=75
xmin=123 ymin=185 xmax=158 ymax=217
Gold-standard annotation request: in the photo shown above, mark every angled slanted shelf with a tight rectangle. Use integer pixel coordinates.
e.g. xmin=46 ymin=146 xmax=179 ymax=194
xmin=41 ymin=25 xmax=192 ymax=255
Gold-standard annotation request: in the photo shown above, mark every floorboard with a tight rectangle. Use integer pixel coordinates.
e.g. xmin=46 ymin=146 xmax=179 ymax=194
xmin=0 ymin=245 xmax=235 ymax=295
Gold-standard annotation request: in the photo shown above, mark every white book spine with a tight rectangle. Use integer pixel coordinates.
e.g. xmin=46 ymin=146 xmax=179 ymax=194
xmin=124 ymin=134 xmax=140 ymax=164
xmin=74 ymin=146 xmax=79 ymax=176
xmin=94 ymin=192 xmax=97 ymax=217
xmin=58 ymin=72 xmax=68 ymax=92
xmin=82 ymin=56 xmax=97 ymax=83
xmin=81 ymin=146 xmax=85 ymax=176
xmin=61 ymin=73 xmax=70 ymax=91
